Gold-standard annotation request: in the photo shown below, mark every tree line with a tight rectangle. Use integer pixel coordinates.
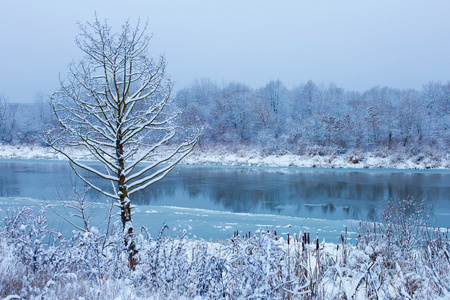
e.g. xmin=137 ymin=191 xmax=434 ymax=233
xmin=0 ymin=80 xmax=449 ymax=154
xmin=0 ymin=93 xmax=53 ymax=145
xmin=175 ymin=79 xmax=449 ymax=154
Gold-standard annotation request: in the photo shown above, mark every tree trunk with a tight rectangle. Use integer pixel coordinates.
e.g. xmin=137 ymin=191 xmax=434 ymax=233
xmin=388 ymin=131 xmax=392 ymax=149
xmin=117 ymin=134 xmax=137 ymax=269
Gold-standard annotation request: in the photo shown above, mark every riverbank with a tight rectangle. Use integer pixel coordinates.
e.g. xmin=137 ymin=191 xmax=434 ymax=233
xmin=1 ymin=144 xmax=448 ymax=170
xmin=185 ymin=145 xmax=450 ymax=169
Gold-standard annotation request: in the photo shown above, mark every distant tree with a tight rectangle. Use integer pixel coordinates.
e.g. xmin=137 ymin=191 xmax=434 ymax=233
xmin=421 ymin=82 xmax=449 ymax=146
xmin=259 ymin=79 xmax=287 ymax=114
xmin=303 ymin=80 xmax=317 ymax=105
xmin=0 ymin=95 xmax=6 ymax=122
xmin=0 ymin=95 xmax=6 ymax=140
xmin=398 ymin=91 xmax=425 ymax=150
xmin=46 ymin=17 xmax=200 ymax=268
xmin=175 ymin=79 xmax=220 ymax=146
xmin=251 ymin=94 xmax=273 ymax=128
xmin=211 ymin=82 xmax=252 ymax=143
xmin=0 ymin=95 xmax=17 ymax=144
xmin=35 ymin=92 xmax=54 ymax=128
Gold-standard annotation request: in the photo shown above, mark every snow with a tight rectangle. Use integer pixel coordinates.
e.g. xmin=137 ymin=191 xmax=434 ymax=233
xmin=0 ymin=144 xmax=93 ymax=161
xmin=2 ymin=208 xmax=448 ymax=299
xmin=0 ymin=144 xmax=449 ymax=170
xmin=184 ymin=146 xmax=450 ymax=169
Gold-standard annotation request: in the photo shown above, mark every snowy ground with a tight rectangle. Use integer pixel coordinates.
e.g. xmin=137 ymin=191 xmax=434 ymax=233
xmin=0 ymin=144 xmax=449 ymax=169
xmin=186 ymin=146 xmax=450 ymax=169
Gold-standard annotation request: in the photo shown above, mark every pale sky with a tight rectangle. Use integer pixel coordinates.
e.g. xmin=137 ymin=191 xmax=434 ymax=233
xmin=1 ymin=0 xmax=450 ymax=103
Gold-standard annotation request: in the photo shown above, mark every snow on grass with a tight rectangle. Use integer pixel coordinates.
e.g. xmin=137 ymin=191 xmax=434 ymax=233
xmin=1 ymin=206 xmax=449 ymax=299
xmin=0 ymin=144 xmax=449 ymax=169
xmin=184 ymin=145 xmax=450 ymax=169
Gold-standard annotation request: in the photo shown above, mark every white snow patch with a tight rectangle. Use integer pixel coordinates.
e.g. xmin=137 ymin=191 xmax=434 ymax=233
xmin=0 ymin=144 xmax=448 ymax=170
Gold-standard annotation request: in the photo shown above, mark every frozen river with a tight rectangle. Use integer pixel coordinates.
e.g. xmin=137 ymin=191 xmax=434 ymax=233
xmin=0 ymin=159 xmax=449 ymax=242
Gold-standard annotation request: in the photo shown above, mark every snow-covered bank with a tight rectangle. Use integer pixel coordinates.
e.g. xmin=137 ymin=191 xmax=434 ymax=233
xmin=0 ymin=144 xmax=75 ymax=161
xmin=0 ymin=144 xmax=449 ymax=169
xmin=185 ymin=146 xmax=450 ymax=169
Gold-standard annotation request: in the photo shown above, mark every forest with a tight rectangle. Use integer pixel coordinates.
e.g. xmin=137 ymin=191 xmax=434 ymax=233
xmin=1 ymin=80 xmax=449 ymax=157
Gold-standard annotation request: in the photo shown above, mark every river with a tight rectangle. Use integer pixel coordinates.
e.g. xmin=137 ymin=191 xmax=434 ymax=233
xmin=0 ymin=159 xmax=449 ymax=242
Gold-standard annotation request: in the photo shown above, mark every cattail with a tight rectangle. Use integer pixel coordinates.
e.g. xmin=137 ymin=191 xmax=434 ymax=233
xmin=316 ymin=233 xmax=319 ymax=251
xmin=287 ymin=232 xmax=290 ymax=245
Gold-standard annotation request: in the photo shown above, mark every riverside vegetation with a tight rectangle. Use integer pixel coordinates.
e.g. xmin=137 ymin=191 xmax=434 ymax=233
xmin=1 ymin=194 xmax=449 ymax=299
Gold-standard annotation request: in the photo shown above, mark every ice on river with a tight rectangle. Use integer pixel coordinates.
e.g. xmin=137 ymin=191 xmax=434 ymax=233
xmin=0 ymin=196 xmax=358 ymax=243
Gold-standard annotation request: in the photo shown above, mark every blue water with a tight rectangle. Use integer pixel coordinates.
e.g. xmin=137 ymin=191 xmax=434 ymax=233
xmin=0 ymin=159 xmax=448 ymax=243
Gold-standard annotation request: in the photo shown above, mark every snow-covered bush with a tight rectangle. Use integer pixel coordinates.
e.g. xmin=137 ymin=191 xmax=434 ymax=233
xmin=350 ymin=198 xmax=450 ymax=299
xmin=0 ymin=206 xmax=64 ymax=298
xmin=1 ymin=204 xmax=449 ymax=299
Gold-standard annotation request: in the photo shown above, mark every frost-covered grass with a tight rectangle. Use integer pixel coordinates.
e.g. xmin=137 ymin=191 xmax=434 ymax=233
xmin=185 ymin=145 xmax=450 ymax=170
xmin=1 ymin=201 xmax=449 ymax=300
xmin=0 ymin=144 xmax=448 ymax=169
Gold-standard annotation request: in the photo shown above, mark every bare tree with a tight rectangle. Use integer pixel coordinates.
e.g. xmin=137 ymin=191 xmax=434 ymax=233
xmin=0 ymin=95 xmax=6 ymax=142
xmin=46 ymin=16 xmax=200 ymax=268
xmin=0 ymin=95 xmax=6 ymax=122
xmin=0 ymin=95 xmax=17 ymax=143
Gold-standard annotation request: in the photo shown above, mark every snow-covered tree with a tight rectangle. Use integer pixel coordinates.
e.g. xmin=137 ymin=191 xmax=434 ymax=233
xmin=46 ymin=17 xmax=200 ymax=268
xmin=0 ymin=95 xmax=7 ymax=141
xmin=0 ymin=95 xmax=17 ymax=144
xmin=211 ymin=82 xmax=252 ymax=143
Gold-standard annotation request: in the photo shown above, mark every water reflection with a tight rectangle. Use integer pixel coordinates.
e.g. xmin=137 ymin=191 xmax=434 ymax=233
xmin=1 ymin=160 xmax=449 ymax=227
xmin=130 ymin=166 xmax=449 ymax=225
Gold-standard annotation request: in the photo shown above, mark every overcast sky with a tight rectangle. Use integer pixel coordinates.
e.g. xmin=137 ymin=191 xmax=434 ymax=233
xmin=1 ymin=0 xmax=450 ymax=103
